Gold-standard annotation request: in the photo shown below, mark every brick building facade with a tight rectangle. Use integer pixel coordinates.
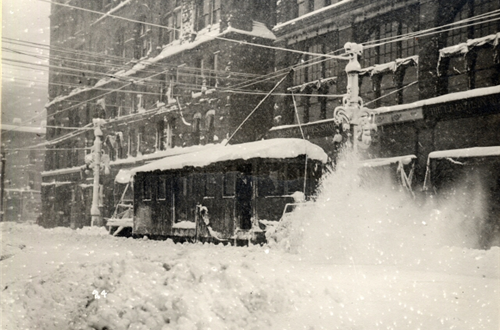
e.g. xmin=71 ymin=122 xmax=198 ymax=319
xmin=269 ymin=0 xmax=500 ymax=183
xmin=42 ymin=0 xmax=276 ymax=227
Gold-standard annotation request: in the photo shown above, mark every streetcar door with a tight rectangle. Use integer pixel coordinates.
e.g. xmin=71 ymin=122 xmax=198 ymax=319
xmin=236 ymin=164 xmax=253 ymax=230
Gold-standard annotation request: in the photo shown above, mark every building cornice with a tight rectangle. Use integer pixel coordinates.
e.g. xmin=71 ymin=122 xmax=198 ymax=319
xmin=273 ymin=0 xmax=420 ymax=44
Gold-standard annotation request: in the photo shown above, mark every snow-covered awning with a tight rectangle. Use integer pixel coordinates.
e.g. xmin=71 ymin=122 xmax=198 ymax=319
xmin=358 ymin=155 xmax=416 ymax=168
xmin=360 ymin=56 xmax=418 ymax=77
xmin=439 ymin=32 xmax=500 ymax=58
xmin=287 ymin=76 xmax=337 ymax=93
xmin=131 ymin=138 xmax=328 ymax=175
xmin=437 ymin=33 xmax=500 ymax=75
xmin=428 ymin=146 xmax=500 ymax=159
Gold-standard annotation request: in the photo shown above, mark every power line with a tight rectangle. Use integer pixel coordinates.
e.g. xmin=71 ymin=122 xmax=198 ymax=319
xmin=39 ymin=0 xmax=350 ymax=61
xmin=3 ymin=37 xmax=266 ymax=81
xmin=10 ymin=1 xmax=500 ymax=142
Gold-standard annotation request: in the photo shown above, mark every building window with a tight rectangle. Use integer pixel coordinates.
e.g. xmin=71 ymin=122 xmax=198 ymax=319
xmin=105 ymin=133 xmax=122 ymax=161
xmin=158 ymin=176 xmax=167 ymax=200
xmin=258 ymin=163 xmax=285 ymax=197
xmin=137 ymin=126 xmax=144 ymax=156
xmin=439 ymin=0 xmax=500 ymax=94
xmin=143 ymin=178 xmax=152 ymax=201
xmin=205 ymin=109 xmax=215 ymax=143
xmin=205 ymin=173 xmax=217 ymax=197
xmin=308 ymin=44 xmax=323 ymax=81
xmin=156 ymin=118 xmax=175 ymax=151
xmin=223 ymin=171 xmax=236 ymax=196
xmin=115 ymin=29 xmax=126 ymax=58
xmin=360 ymin=14 xmax=418 ymax=107
xmin=29 ymin=150 xmax=37 ymax=164
xmin=197 ymin=0 xmax=221 ymax=31
xmin=192 ymin=112 xmax=202 ymax=145
xmin=161 ymin=7 xmax=181 ymax=46
xmin=298 ymin=0 xmax=315 ymax=16
xmin=308 ymin=0 xmax=315 ymax=12
xmin=363 ymin=21 xmax=417 ymax=67
xmin=28 ymin=172 xmax=35 ymax=190
xmin=135 ymin=17 xmax=150 ymax=59
xmin=127 ymin=129 xmax=135 ymax=157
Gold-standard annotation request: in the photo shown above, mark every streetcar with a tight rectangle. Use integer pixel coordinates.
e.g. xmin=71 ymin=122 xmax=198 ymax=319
xmin=123 ymin=138 xmax=327 ymax=244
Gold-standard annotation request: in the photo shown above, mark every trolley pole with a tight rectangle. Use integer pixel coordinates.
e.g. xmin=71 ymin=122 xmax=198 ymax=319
xmin=91 ymin=118 xmax=104 ymax=227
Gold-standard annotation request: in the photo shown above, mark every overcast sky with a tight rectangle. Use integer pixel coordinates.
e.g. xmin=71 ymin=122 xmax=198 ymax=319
xmin=2 ymin=0 xmax=51 ymax=126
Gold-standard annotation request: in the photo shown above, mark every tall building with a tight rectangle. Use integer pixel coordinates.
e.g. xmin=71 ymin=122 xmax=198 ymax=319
xmin=1 ymin=123 xmax=45 ymax=222
xmin=269 ymin=0 xmax=500 ymax=182
xmin=42 ymin=0 xmax=276 ymax=227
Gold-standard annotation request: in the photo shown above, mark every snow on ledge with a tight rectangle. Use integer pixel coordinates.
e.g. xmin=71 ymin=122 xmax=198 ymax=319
xmin=226 ymin=21 xmax=276 ymax=40
xmin=91 ymin=0 xmax=132 ymax=26
xmin=375 ymin=85 xmax=500 ymax=114
xmin=45 ymin=21 xmax=274 ymax=108
xmin=428 ymin=146 xmax=500 ymax=159
xmin=172 ymin=221 xmax=196 ymax=230
xmin=273 ymin=0 xmax=354 ymax=31
xmin=1 ymin=124 xmax=45 ymax=134
xmin=359 ymin=155 xmax=416 ymax=168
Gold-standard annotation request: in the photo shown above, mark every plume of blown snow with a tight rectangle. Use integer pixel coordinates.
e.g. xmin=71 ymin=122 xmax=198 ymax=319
xmin=267 ymin=149 xmax=494 ymax=267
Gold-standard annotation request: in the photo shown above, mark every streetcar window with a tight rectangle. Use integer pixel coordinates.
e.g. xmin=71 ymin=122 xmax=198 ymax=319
xmin=158 ymin=176 xmax=167 ymax=200
xmin=206 ymin=173 xmax=217 ymax=197
xmin=143 ymin=177 xmax=152 ymax=201
xmin=224 ymin=172 xmax=236 ymax=196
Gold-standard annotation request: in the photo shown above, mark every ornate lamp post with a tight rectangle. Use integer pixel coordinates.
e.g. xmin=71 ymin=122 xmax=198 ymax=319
xmin=333 ymin=42 xmax=377 ymax=151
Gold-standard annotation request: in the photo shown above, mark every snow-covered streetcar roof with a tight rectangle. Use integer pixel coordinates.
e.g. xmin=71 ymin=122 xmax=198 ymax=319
xmin=359 ymin=155 xmax=416 ymax=168
xmin=131 ymin=138 xmax=328 ymax=175
xmin=428 ymin=146 xmax=500 ymax=159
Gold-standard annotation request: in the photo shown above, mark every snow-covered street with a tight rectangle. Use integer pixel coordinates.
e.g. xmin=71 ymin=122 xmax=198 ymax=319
xmin=2 ymin=160 xmax=499 ymax=330
xmin=1 ymin=222 xmax=498 ymax=330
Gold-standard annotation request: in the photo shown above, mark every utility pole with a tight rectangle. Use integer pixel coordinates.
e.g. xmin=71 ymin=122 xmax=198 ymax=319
xmin=0 ymin=151 xmax=5 ymax=222
xmin=91 ymin=118 xmax=104 ymax=227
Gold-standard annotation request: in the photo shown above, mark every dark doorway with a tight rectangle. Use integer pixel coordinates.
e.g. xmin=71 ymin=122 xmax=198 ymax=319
xmin=236 ymin=165 xmax=253 ymax=230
